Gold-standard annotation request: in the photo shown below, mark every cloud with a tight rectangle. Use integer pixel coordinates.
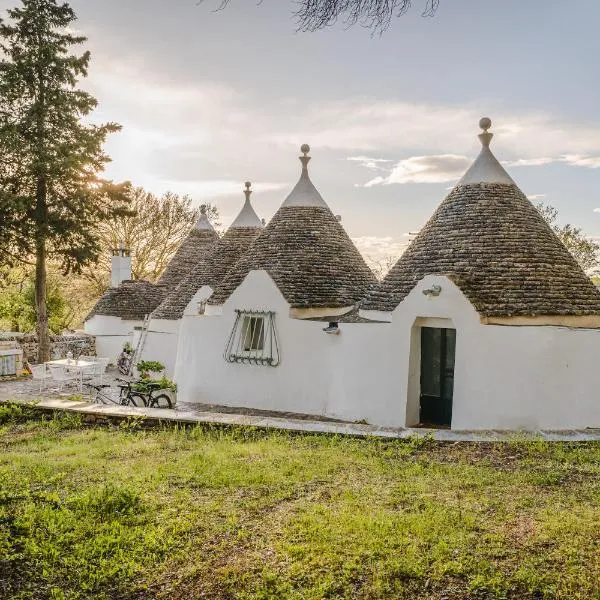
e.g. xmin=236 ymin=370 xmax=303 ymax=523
xmin=357 ymin=154 xmax=471 ymax=186
xmin=503 ymin=155 xmax=600 ymax=169
xmin=352 ymin=150 xmax=600 ymax=188
xmin=502 ymin=157 xmax=555 ymax=167
xmin=263 ymin=99 xmax=600 ymax=161
xmin=561 ymin=155 xmax=600 ymax=168
xmin=346 ymin=156 xmax=394 ymax=171
xmin=127 ymin=178 xmax=286 ymax=204
xmin=352 ymin=236 xmax=408 ymax=262
xmin=593 ymin=208 xmax=600 ymax=214
xmin=527 ymin=194 xmax=546 ymax=200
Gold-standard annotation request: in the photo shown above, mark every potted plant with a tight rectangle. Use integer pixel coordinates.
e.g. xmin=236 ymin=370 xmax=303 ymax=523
xmin=134 ymin=361 xmax=177 ymax=407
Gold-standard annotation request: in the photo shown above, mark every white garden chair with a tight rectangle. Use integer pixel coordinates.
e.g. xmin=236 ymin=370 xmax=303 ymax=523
xmin=47 ymin=365 xmax=80 ymax=392
xmin=30 ymin=364 xmax=51 ymax=392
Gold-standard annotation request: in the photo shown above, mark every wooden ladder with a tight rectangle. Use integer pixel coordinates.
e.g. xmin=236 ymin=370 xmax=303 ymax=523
xmin=130 ymin=314 xmax=151 ymax=375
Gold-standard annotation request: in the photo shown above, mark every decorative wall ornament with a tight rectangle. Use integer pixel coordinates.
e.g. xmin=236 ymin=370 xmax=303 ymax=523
xmin=224 ymin=310 xmax=280 ymax=366
xmin=423 ymin=285 xmax=442 ymax=297
xmin=322 ymin=322 xmax=340 ymax=334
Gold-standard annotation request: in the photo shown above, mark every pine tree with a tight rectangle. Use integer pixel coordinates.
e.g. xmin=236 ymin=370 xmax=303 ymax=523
xmin=0 ymin=0 xmax=128 ymax=362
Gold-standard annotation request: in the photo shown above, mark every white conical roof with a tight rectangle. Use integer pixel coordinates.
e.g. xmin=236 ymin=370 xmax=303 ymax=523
xmin=230 ymin=182 xmax=264 ymax=228
xmin=456 ymin=117 xmax=515 ymax=186
xmin=195 ymin=204 xmax=216 ymax=231
xmin=281 ymin=144 xmax=328 ymax=208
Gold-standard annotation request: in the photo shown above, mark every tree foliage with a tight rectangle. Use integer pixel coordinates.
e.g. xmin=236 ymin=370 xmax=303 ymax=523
xmin=207 ymin=0 xmax=439 ymax=32
xmin=536 ymin=202 xmax=600 ymax=276
xmin=82 ymin=187 xmax=221 ymax=296
xmin=0 ymin=266 xmax=75 ymax=333
xmin=0 ymin=0 xmax=128 ymax=360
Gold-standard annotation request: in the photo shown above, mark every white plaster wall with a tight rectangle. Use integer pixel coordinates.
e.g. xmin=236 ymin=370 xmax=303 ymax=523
xmin=175 ymin=270 xmax=391 ymax=421
xmin=362 ymin=275 xmax=600 ymax=430
xmin=83 ymin=315 xmax=136 ymax=363
xmin=139 ymin=318 xmax=180 ymax=377
xmin=174 ymin=270 xmax=600 ymax=430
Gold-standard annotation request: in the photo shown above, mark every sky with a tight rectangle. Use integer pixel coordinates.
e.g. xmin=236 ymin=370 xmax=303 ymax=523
xmin=3 ymin=0 xmax=600 ymax=264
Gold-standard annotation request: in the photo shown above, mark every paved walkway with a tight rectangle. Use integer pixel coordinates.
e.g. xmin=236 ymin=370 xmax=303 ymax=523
xmin=2 ymin=371 xmax=600 ymax=441
xmin=2 ymin=393 xmax=600 ymax=442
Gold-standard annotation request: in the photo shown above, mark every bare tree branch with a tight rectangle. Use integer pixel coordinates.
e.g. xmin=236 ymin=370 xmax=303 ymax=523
xmin=199 ymin=0 xmax=439 ymax=33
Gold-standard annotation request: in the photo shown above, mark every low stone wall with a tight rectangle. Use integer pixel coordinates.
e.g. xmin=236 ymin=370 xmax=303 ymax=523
xmin=0 ymin=332 xmax=96 ymax=363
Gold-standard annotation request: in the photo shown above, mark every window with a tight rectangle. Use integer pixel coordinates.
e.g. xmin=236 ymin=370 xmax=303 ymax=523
xmin=224 ymin=310 xmax=280 ymax=366
xmin=242 ymin=316 xmax=264 ymax=351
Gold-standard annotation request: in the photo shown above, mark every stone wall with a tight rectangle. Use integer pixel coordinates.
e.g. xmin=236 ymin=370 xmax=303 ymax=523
xmin=0 ymin=332 xmax=96 ymax=364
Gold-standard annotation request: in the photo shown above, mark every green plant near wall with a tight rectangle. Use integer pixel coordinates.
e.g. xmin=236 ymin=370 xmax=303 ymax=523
xmin=136 ymin=361 xmax=165 ymax=378
xmin=132 ymin=361 xmax=176 ymax=394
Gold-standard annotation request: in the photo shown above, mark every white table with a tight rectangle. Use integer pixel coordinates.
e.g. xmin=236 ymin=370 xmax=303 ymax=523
xmin=46 ymin=359 xmax=95 ymax=391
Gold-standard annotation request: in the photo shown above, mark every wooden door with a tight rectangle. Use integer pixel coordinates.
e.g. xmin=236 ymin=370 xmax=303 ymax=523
xmin=419 ymin=327 xmax=456 ymax=427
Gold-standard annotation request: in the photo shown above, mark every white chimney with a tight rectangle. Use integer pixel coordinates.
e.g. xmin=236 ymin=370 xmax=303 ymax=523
xmin=111 ymin=242 xmax=131 ymax=288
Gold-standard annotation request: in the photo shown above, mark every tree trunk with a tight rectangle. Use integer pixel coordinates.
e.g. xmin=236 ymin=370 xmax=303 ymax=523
xmin=35 ymin=235 xmax=50 ymax=363
xmin=35 ymin=170 xmax=50 ymax=363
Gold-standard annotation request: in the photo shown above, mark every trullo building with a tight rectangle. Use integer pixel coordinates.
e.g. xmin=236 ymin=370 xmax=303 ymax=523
xmin=84 ymin=206 xmax=218 ymax=360
xmin=174 ymin=144 xmax=378 ymax=415
xmin=359 ymin=118 xmax=600 ymax=430
xmin=139 ymin=183 xmax=264 ymax=375
xmin=174 ymin=124 xmax=600 ymax=431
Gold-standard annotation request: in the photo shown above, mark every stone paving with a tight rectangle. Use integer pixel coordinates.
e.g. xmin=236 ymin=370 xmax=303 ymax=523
xmin=1 ymin=371 xmax=600 ymax=442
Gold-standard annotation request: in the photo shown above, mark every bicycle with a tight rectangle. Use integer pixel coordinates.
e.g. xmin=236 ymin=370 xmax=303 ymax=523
xmin=86 ymin=378 xmax=146 ymax=407
xmin=129 ymin=380 xmax=174 ymax=409
xmin=86 ymin=378 xmax=173 ymax=409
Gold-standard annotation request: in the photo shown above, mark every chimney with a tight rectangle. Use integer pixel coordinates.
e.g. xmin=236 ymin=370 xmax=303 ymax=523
xmin=111 ymin=242 xmax=131 ymax=288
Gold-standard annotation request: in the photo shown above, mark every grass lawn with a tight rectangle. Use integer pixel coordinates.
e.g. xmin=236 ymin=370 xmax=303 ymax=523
xmin=1 ymin=405 xmax=599 ymax=600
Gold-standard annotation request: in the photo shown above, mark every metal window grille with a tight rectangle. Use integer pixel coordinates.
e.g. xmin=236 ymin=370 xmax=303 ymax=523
xmin=224 ymin=310 xmax=280 ymax=366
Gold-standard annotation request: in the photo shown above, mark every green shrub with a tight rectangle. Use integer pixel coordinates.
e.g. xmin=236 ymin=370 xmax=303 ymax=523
xmin=136 ymin=360 xmax=165 ymax=376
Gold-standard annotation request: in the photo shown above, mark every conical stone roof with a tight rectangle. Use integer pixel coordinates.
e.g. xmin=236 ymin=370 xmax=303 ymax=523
xmin=85 ymin=280 xmax=165 ymax=321
xmin=362 ymin=118 xmax=600 ymax=319
xmin=155 ymin=205 xmax=219 ymax=289
xmin=209 ymin=145 xmax=376 ymax=311
xmin=152 ymin=183 xmax=264 ymax=320
xmin=87 ymin=206 xmax=218 ymax=321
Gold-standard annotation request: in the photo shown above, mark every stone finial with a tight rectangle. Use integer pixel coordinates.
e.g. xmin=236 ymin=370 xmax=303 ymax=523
xmin=479 ymin=117 xmax=492 ymax=132
xmin=300 ymin=144 xmax=311 ymax=172
xmin=244 ymin=181 xmax=252 ymax=202
xmin=200 ymin=204 xmax=207 ymax=215
xmin=478 ymin=117 xmax=493 ymax=148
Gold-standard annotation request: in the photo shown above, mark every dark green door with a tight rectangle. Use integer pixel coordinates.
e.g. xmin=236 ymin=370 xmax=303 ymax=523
xmin=419 ymin=327 xmax=456 ymax=427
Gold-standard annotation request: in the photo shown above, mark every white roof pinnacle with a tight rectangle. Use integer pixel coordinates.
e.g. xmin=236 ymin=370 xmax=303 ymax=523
xmin=230 ymin=182 xmax=264 ymax=229
xmin=195 ymin=204 xmax=216 ymax=231
xmin=281 ymin=144 xmax=328 ymax=208
xmin=457 ymin=118 xmax=515 ymax=186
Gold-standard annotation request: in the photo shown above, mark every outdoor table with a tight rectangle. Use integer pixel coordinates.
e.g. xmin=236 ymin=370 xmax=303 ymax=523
xmin=46 ymin=359 xmax=95 ymax=392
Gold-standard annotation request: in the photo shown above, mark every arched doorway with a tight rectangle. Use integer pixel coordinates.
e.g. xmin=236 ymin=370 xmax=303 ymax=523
xmin=406 ymin=318 xmax=456 ymax=428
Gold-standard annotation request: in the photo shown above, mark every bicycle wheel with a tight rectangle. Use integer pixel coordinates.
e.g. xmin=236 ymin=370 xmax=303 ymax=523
xmin=128 ymin=393 xmax=148 ymax=407
xmin=151 ymin=394 xmax=172 ymax=409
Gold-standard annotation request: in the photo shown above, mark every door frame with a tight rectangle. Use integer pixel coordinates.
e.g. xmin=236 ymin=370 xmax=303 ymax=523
xmin=405 ymin=317 xmax=456 ymax=428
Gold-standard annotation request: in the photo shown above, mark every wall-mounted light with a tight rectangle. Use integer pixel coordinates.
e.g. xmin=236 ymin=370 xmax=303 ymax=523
xmin=422 ymin=285 xmax=442 ymax=297
xmin=323 ymin=322 xmax=340 ymax=334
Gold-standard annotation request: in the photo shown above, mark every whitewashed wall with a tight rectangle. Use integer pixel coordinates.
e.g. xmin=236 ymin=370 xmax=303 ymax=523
xmin=174 ymin=270 xmax=600 ymax=430
xmin=83 ymin=315 xmax=136 ymax=363
xmin=139 ymin=319 xmax=180 ymax=377
xmin=360 ymin=275 xmax=600 ymax=430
